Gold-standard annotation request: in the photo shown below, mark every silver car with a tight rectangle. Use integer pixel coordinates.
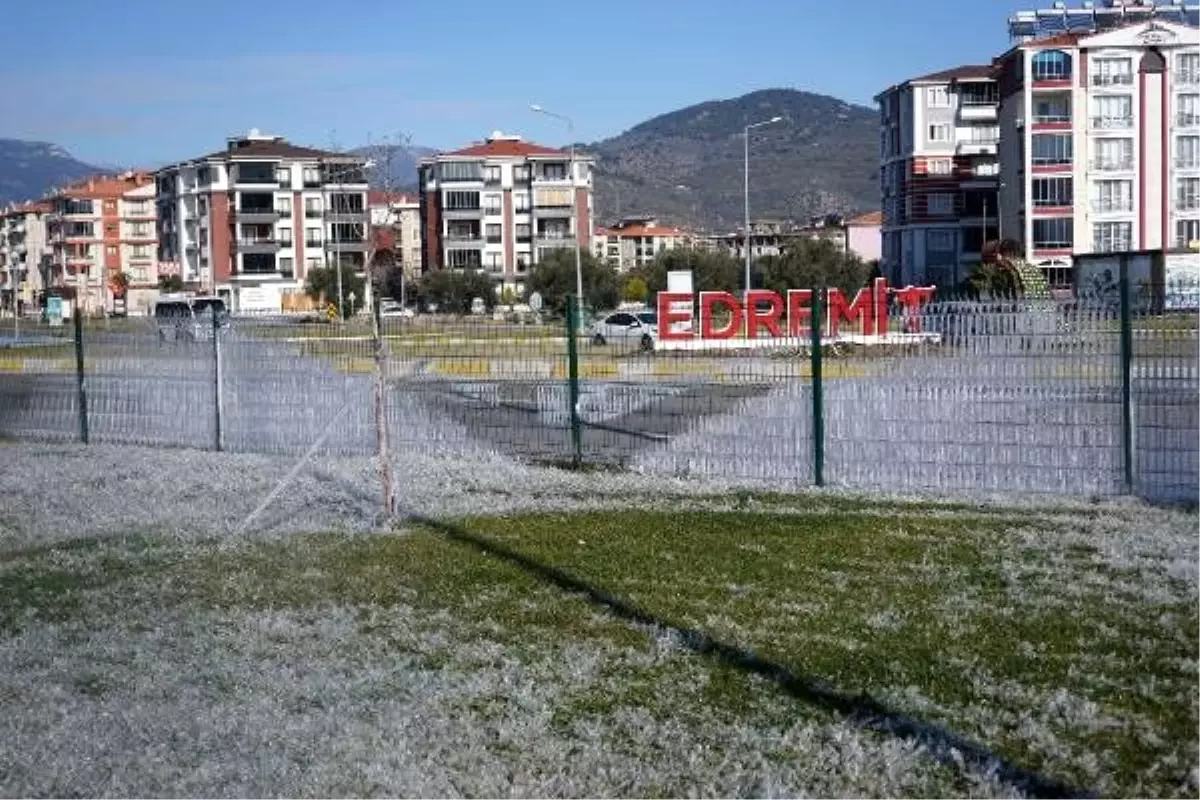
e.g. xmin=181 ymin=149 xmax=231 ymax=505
xmin=589 ymin=310 xmax=658 ymax=351
xmin=155 ymin=296 xmax=229 ymax=343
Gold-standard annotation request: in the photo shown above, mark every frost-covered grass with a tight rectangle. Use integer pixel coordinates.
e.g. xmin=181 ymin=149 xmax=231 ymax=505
xmin=0 ymin=442 xmax=1196 ymax=797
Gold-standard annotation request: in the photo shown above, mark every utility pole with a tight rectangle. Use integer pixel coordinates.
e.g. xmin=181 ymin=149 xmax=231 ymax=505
xmin=743 ymin=116 xmax=784 ymax=300
xmin=531 ymin=104 xmax=584 ymax=330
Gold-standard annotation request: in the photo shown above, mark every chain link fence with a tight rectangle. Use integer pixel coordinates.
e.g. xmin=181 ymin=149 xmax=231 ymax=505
xmin=1 ymin=276 xmax=1195 ymax=507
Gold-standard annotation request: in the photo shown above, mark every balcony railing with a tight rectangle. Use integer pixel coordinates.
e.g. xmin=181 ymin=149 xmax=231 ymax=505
xmin=1090 ymin=73 xmax=1133 ymax=86
xmin=305 ymin=240 xmax=323 ymax=248
xmin=305 ymin=209 xmax=323 ymax=218
xmin=237 ymin=207 xmax=280 ymax=221
xmin=237 ymin=238 xmax=280 ymax=252
xmin=1091 ymin=116 xmax=1134 ymax=129
xmin=445 ymin=233 xmax=483 ymax=243
xmin=1091 ymin=157 xmax=1134 ymax=171
xmin=1033 ymin=113 xmax=1071 ymax=124
xmin=1177 ymin=113 xmax=1200 ymax=128
xmin=1031 ymin=157 xmax=1072 ymax=168
xmin=1091 ymin=200 xmax=1134 ymax=213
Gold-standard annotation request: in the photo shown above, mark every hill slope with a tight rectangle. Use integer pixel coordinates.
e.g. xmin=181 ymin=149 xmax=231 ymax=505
xmin=0 ymin=139 xmax=102 ymax=206
xmin=586 ymin=89 xmax=879 ymax=232
xmin=351 ymin=142 xmax=437 ymax=194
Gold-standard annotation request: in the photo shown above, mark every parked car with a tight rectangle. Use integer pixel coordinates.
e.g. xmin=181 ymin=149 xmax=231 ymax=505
xmin=589 ymin=310 xmax=658 ymax=351
xmin=378 ymin=300 xmax=415 ymax=319
xmin=154 ymin=295 xmax=229 ymax=342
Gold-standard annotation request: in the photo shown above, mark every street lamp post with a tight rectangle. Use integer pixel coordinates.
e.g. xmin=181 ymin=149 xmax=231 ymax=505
xmin=743 ymin=116 xmax=784 ymax=299
xmin=531 ymin=104 xmax=584 ymax=328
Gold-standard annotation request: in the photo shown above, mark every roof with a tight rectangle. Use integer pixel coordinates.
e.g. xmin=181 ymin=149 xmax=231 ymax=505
xmin=2 ymin=201 xmax=52 ymax=217
xmin=597 ymin=224 xmax=688 ymax=238
xmin=367 ymin=190 xmax=417 ymax=206
xmin=196 ymin=139 xmax=349 ymax=161
xmin=909 ymin=64 xmax=996 ymax=84
xmin=846 ymin=211 xmax=883 ymax=227
xmin=53 ymin=171 xmax=155 ymax=199
xmin=438 ymin=139 xmax=568 ymax=159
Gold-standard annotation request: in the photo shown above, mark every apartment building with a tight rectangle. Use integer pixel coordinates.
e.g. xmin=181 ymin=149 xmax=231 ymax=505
xmin=1009 ymin=1 xmax=1199 ymax=43
xmin=0 ymin=202 xmax=52 ymax=314
xmin=592 ymin=216 xmax=691 ymax=271
xmin=418 ymin=131 xmax=595 ymax=297
xmin=876 ymin=65 xmax=1002 ymax=287
xmin=368 ymin=191 xmax=422 ymax=282
xmin=994 ymin=18 xmax=1200 ymax=282
xmin=707 ymin=215 xmax=883 ymax=264
xmin=46 ymin=172 xmax=158 ymax=315
xmin=155 ymin=129 xmax=370 ymax=313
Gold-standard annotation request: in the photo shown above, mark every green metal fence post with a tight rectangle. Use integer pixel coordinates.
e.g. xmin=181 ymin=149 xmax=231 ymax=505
xmin=810 ymin=287 xmax=825 ymax=487
xmin=212 ymin=309 xmax=224 ymax=452
xmin=73 ymin=307 xmax=89 ymax=444
xmin=1118 ymin=257 xmax=1134 ymax=494
xmin=565 ymin=295 xmax=583 ymax=469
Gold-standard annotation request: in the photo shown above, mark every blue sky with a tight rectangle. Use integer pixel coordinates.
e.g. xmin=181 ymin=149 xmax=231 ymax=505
xmin=3 ymin=0 xmax=1018 ymax=167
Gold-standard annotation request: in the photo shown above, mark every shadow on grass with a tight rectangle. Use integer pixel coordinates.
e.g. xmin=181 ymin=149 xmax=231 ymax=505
xmin=406 ymin=511 xmax=1094 ymax=800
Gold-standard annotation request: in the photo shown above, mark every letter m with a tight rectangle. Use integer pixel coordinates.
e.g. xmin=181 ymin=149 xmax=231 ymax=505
xmin=826 ymin=287 xmax=877 ymax=336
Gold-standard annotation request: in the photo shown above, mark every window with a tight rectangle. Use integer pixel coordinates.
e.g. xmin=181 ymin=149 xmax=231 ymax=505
xmin=967 ymin=125 xmax=999 ymax=143
xmin=106 ymin=245 xmax=118 ymax=256
xmin=484 ymin=253 xmax=503 ymax=272
xmin=1092 ymin=222 xmax=1132 ymax=253
xmin=446 ymin=249 xmax=482 ymax=269
xmin=483 ymin=194 xmax=502 ymax=214
xmin=1033 ymin=97 xmax=1071 ymax=123
xmin=277 ymin=196 xmax=292 ymax=216
xmin=540 ymin=163 xmax=568 ymax=180
xmin=927 ymin=158 xmax=952 ymax=175
xmin=198 ymin=197 xmax=209 ymax=215
xmin=197 ymin=167 xmax=211 ymax=185
xmin=440 ymin=161 xmax=482 ymax=181
xmin=927 ymin=87 xmax=949 ymax=108
xmin=306 ymin=227 xmax=322 ymax=246
xmin=1092 ymin=95 xmax=1133 ymax=128
xmin=306 ymin=257 xmax=323 ymax=273
xmin=278 ymin=256 xmax=294 ymax=277
xmin=534 ymin=188 xmax=572 ymax=207
xmin=513 ymin=165 xmax=531 ymax=182
xmin=959 ymin=82 xmax=998 ymax=106
xmin=1031 ymin=50 xmax=1072 ymax=81
xmin=276 ymin=166 xmax=292 ymax=185
xmin=1179 ymin=178 xmax=1200 ymax=211
xmin=486 ymin=224 xmax=502 ymax=244
xmin=1033 ymin=177 xmax=1073 ymax=207
xmin=1091 ymin=58 xmax=1132 ymax=86
xmin=131 ymin=244 xmax=151 ymax=259
xmin=1179 ymin=95 xmax=1200 ymax=127
xmin=515 ymin=223 xmax=531 ymax=242
xmin=926 ymin=230 xmax=956 ymax=253
xmin=927 ymin=124 xmax=951 ymax=143
xmin=305 ymin=198 xmax=323 ymax=217
xmin=973 ymin=160 xmax=1000 ymax=176
xmin=1179 ymin=53 xmax=1200 ymax=84
xmin=483 ymin=165 xmax=501 ymax=184
xmin=278 ymin=227 xmax=293 ymax=246
xmin=1032 ymin=218 xmax=1073 ymax=249
xmin=1178 ymin=219 xmax=1200 ymax=248
xmin=1093 ymin=138 xmax=1133 ymax=170
xmin=515 ymin=255 xmax=528 ymax=273
xmin=927 ymin=193 xmax=954 ymax=215
xmin=444 ymin=191 xmax=480 ymax=210
xmin=1031 ymin=133 xmax=1072 ymax=165
xmin=303 ymin=167 xmax=320 ymax=186
xmin=1092 ymin=180 xmax=1133 ymax=212
xmin=1178 ymin=136 xmax=1200 ymax=169
xmin=514 ymin=193 xmax=530 ymax=212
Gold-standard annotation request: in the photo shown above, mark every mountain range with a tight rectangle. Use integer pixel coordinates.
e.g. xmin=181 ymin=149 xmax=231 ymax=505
xmin=0 ymin=89 xmax=880 ymax=229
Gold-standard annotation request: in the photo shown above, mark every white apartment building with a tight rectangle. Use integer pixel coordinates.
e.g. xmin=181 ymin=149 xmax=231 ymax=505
xmin=593 ymin=216 xmax=691 ymax=271
xmin=995 ymin=18 xmax=1200 ymax=283
xmin=0 ymin=202 xmax=52 ymax=314
xmin=155 ymin=129 xmax=370 ymax=313
xmin=368 ymin=191 xmax=422 ymax=281
xmin=876 ymin=65 xmax=1002 ymax=287
xmin=418 ymin=131 xmax=595 ymax=296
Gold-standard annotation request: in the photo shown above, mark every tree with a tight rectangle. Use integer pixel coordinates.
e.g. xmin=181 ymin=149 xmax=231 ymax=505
xmin=622 ymin=276 xmax=649 ymax=304
xmin=755 ymin=237 xmax=872 ymax=296
xmin=526 ymin=248 xmax=619 ymax=315
xmin=158 ymin=275 xmax=184 ymax=293
xmin=379 ymin=264 xmax=409 ymax=304
xmin=499 ymin=286 xmax=519 ymax=306
xmin=959 ymin=261 xmax=1019 ymax=299
xmin=630 ymin=247 xmax=743 ymax=296
xmin=415 ymin=269 xmax=496 ymax=314
xmin=305 ymin=264 xmax=366 ymax=318
xmin=109 ymin=271 xmax=129 ymax=296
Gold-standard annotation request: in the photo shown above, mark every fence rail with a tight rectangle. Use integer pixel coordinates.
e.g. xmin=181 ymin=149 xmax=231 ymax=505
xmin=0 ymin=278 xmax=1196 ymax=507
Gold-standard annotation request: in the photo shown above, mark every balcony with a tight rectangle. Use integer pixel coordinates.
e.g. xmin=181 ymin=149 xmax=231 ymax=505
xmin=956 ymin=139 xmax=998 ymax=156
xmin=325 ymin=208 xmax=368 ymax=222
xmin=1091 ymin=116 xmax=1134 ymax=130
xmin=1090 ymin=200 xmax=1134 ymax=214
xmin=535 ymin=232 xmax=574 ymax=247
xmin=305 ymin=239 xmax=323 ymax=249
xmin=324 ymin=240 xmax=368 ymax=252
xmin=1032 ymin=112 xmax=1072 ymax=127
xmin=532 ymin=204 xmax=574 ymax=218
xmin=237 ymin=237 xmax=281 ymax=254
xmin=1090 ymin=73 xmax=1134 ymax=88
xmin=236 ymin=207 xmax=280 ymax=223
xmin=1177 ymin=113 xmax=1200 ymax=129
xmin=1177 ymin=156 xmax=1200 ymax=170
xmin=1091 ymin=157 xmax=1135 ymax=172
xmin=445 ymin=233 xmax=483 ymax=248
xmin=443 ymin=205 xmax=483 ymax=219
xmin=958 ymin=103 xmax=998 ymax=121
xmin=305 ymin=208 xmax=323 ymax=219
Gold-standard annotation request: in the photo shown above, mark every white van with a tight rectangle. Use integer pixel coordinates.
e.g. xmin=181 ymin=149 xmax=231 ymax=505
xmin=154 ymin=295 xmax=229 ymax=342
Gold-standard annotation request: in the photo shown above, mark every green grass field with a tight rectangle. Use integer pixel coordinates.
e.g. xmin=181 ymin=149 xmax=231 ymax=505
xmin=1 ymin=497 xmax=1194 ymax=797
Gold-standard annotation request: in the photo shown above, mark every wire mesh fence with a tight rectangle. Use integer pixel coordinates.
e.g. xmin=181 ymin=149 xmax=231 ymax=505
xmin=0 ymin=276 xmax=1195 ymax=506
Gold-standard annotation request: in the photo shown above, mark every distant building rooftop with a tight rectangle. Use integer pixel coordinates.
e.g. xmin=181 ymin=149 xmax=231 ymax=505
xmin=1008 ymin=0 xmax=1198 ymax=43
